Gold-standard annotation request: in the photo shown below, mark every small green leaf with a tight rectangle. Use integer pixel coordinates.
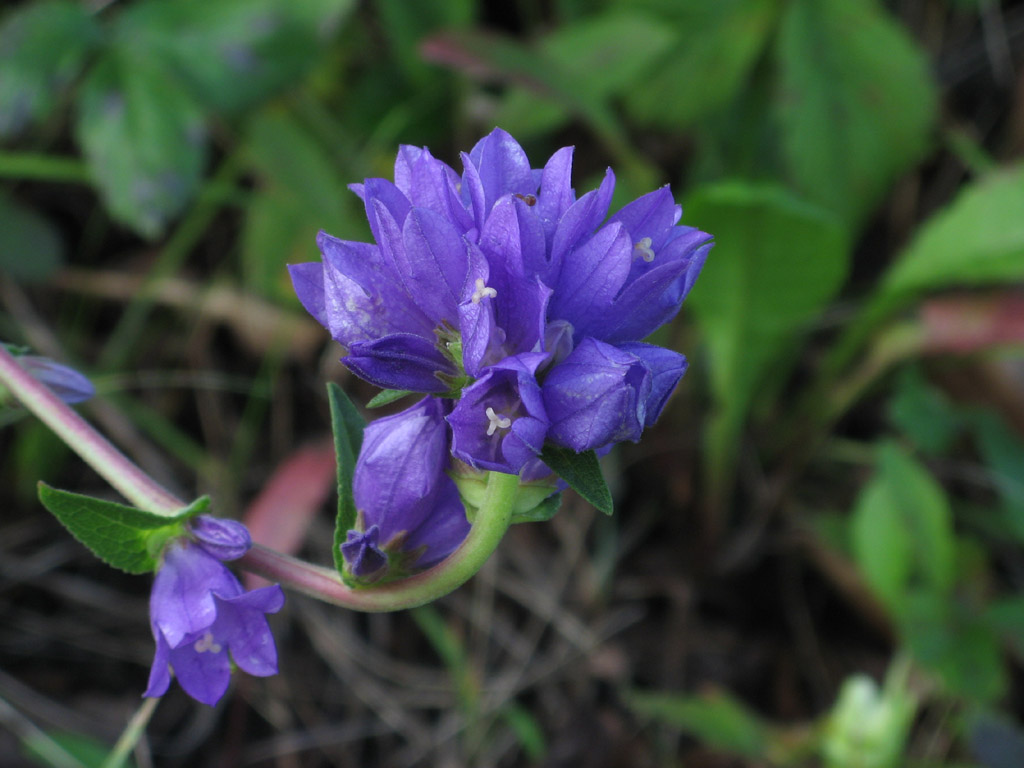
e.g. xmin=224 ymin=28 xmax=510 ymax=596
xmin=511 ymin=492 xmax=562 ymax=524
xmin=539 ymin=445 xmax=612 ymax=515
xmin=685 ymin=182 xmax=848 ymax=503
xmin=74 ymin=52 xmax=206 ymax=238
xmin=850 ymin=443 xmax=956 ymax=611
xmin=0 ymin=195 xmax=64 ymax=282
xmin=327 ymin=382 xmax=365 ymax=576
xmin=775 ymin=0 xmax=937 ymax=224
xmin=0 ymin=1 xmax=103 ymax=137
xmin=37 ymin=484 xmax=203 ymax=574
xmin=366 ymin=389 xmax=415 ymax=409
xmin=881 ymin=163 xmax=1024 ymax=301
xmin=626 ymin=688 xmax=770 ymax=759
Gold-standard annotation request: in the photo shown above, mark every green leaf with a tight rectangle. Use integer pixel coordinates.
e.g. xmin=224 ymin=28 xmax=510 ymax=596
xmin=74 ymin=52 xmax=206 ymax=238
xmin=113 ymin=0 xmax=342 ymax=116
xmin=0 ymin=194 xmax=64 ymax=282
xmin=881 ymin=164 xmax=1024 ymax=301
xmin=970 ymin=409 xmax=1024 ymax=545
xmin=887 ymin=367 xmax=963 ymax=456
xmin=684 ymin=183 xmax=848 ymax=501
xmin=775 ymin=0 xmax=937 ymax=224
xmin=0 ymin=1 xmax=103 ymax=137
xmin=366 ymin=389 xmax=415 ymax=409
xmin=37 ymin=484 xmax=205 ymax=574
xmin=626 ymin=688 xmax=770 ymax=759
xmin=984 ymin=596 xmax=1024 ymax=660
xmin=538 ymin=445 xmax=612 ymax=515
xmin=620 ymin=0 xmax=781 ymax=129
xmin=23 ymin=729 xmax=132 ymax=768
xmin=850 ymin=443 xmax=955 ymax=611
xmin=511 ymin=492 xmax=562 ymax=524
xmin=327 ymin=382 xmax=365 ymax=576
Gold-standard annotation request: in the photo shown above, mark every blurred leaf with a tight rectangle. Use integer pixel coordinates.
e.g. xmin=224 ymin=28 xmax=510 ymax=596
xmin=850 ymin=442 xmax=956 ymax=611
xmin=114 ymin=0 xmax=343 ymax=115
xmin=0 ymin=1 xmax=102 ymax=137
xmin=500 ymin=701 xmax=547 ymax=761
xmin=775 ymin=0 xmax=937 ymax=224
xmin=620 ymin=0 xmax=781 ymax=129
xmin=0 ymin=195 xmax=64 ymax=282
xmin=881 ymin=164 xmax=1024 ymax=300
xmin=627 ymin=688 xmax=770 ymax=759
xmin=23 ymin=729 xmax=130 ymax=768
xmin=242 ymin=183 xmax=319 ymax=299
xmin=511 ymin=492 xmax=562 ymax=524
xmin=888 ymin=366 xmax=962 ymax=456
xmin=539 ymin=445 xmax=612 ymax=515
xmin=327 ymin=382 xmax=365 ymax=579
xmin=74 ymin=52 xmax=206 ymax=237
xmin=970 ymin=410 xmax=1024 ymax=545
xmin=377 ymin=0 xmax=473 ymax=84
xmin=37 ymin=484 xmax=205 ymax=574
xmin=685 ymin=183 xmax=848 ymax=501
xmin=903 ymin=591 xmax=1006 ymax=702
xmin=983 ymin=596 xmax=1024 ymax=660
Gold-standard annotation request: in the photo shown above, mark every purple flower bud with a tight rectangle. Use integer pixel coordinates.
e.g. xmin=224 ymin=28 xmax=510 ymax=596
xmin=347 ymin=397 xmax=469 ymax=578
xmin=190 ymin=515 xmax=251 ymax=561
xmin=146 ymin=536 xmax=283 ymax=706
xmin=16 ymin=355 xmax=95 ymax=404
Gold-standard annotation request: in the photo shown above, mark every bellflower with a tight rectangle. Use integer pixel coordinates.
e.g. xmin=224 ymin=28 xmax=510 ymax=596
xmin=343 ymin=396 xmax=470 ymax=582
xmin=0 ymin=346 xmax=95 ymax=405
xmin=291 ymin=127 xmax=711 ymax=476
xmin=145 ymin=515 xmax=284 ymax=706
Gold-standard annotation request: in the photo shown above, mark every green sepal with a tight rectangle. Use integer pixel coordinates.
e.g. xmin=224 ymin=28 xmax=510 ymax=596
xmin=327 ymin=382 xmax=365 ymax=578
xmin=512 ymin=492 xmax=562 ymax=524
xmin=37 ymin=484 xmax=208 ymax=574
xmin=366 ymin=388 xmax=415 ymax=409
xmin=538 ymin=445 xmax=613 ymax=515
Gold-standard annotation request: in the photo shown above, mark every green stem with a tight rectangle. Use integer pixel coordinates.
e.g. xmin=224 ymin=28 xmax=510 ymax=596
xmin=0 ymin=151 xmax=90 ymax=183
xmin=0 ymin=341 xmax=520 ymax=609
xmin=0 ymin=344 xmax=182 ymax=515
xmin=100 ymin=696 xmax=160 ymax=768
xmin=238 ymin=470 xmax=519 ymax=612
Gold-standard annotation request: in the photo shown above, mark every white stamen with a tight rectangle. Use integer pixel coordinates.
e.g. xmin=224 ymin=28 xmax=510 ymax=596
xmin=193 ymin=632 xmax=223 ymax=654
xmin=632 ymin=237 xmax=655 ymax=263
xmin=471 ymin=277 xmax=498 ymax=304
xmin=485 ymin=406 xmax=512 ymax=436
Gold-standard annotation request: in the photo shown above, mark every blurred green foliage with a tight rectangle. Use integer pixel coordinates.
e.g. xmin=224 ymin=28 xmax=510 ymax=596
xmin=2 ymin=0 xmax=1024 ymax=765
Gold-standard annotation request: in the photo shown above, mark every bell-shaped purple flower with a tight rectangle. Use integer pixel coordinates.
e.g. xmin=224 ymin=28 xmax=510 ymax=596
xmin=346 ymin=397 xmax=470 ymax=581
xmin=145 ymin=519 xmax=283 ymax=707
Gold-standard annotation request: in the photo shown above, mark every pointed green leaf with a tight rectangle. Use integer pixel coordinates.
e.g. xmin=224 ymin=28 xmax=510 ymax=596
xmin=366 ymin=388 xmax=415 ymax=409
xmin=74 ymin=52 xmax=206 ymax=238
xmin=0 ymin=194 xmax=64 ymax=283
xmin=37 ymin=484 xmax=206 ymax=574
xmin=776 ymin=0 xmax=937 ymax=225
xmin=0 ymin=1 xmax=103 ymax=137
xmin=327 ymin=382 xmax=365 ymax=576
xmin=539 ymin=445 xmax=612 ymax=515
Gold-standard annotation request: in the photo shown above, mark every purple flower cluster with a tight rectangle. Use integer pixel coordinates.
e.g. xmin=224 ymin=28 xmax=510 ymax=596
xmin=146 ymin=516 xmax=283 ymax=706
xmin=291 ymin=128 xmax=710 ymax=578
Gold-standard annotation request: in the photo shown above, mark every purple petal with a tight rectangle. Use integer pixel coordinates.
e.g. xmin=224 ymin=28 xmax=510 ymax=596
xmin=287 ymin=263 xmax=328 ymax=329
xmin=548 ymin=167 xmax=615 ymax=277
xmin=190 ymin=516 xmax=251 ymax=562
xmin=607 ymin=186 xmax=681 ymax=247
xmin=150 ymin=542 xmax=241 ymax=649
xmin=213 ymin=587 xmax=284 ymax=677
xmin=402 ymin=480 xmax=470 ymax=569
xmin=400 ymin=207 xmax=469 ymax=322
xmin=549 ymin=222 xmax=632 ymax=336
xmin=536 ymin=145 xmax=576 ymax=250
xmin=617 ymin=342 xmax=688 ymax=426
xmin=466 ymin=128 xmax=535 ymax=216
xmin=144 ymin=631 xmax=172 ymax=699
xmin=343 ymin=334 xmax=456 ymax=393
xmin=542 ymin=337 xmax=652 ymax=452
xmin=168 ymin=636 xmax=232 ymax=707
xmin=394 ymin=144 xmax=474 ymax=233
